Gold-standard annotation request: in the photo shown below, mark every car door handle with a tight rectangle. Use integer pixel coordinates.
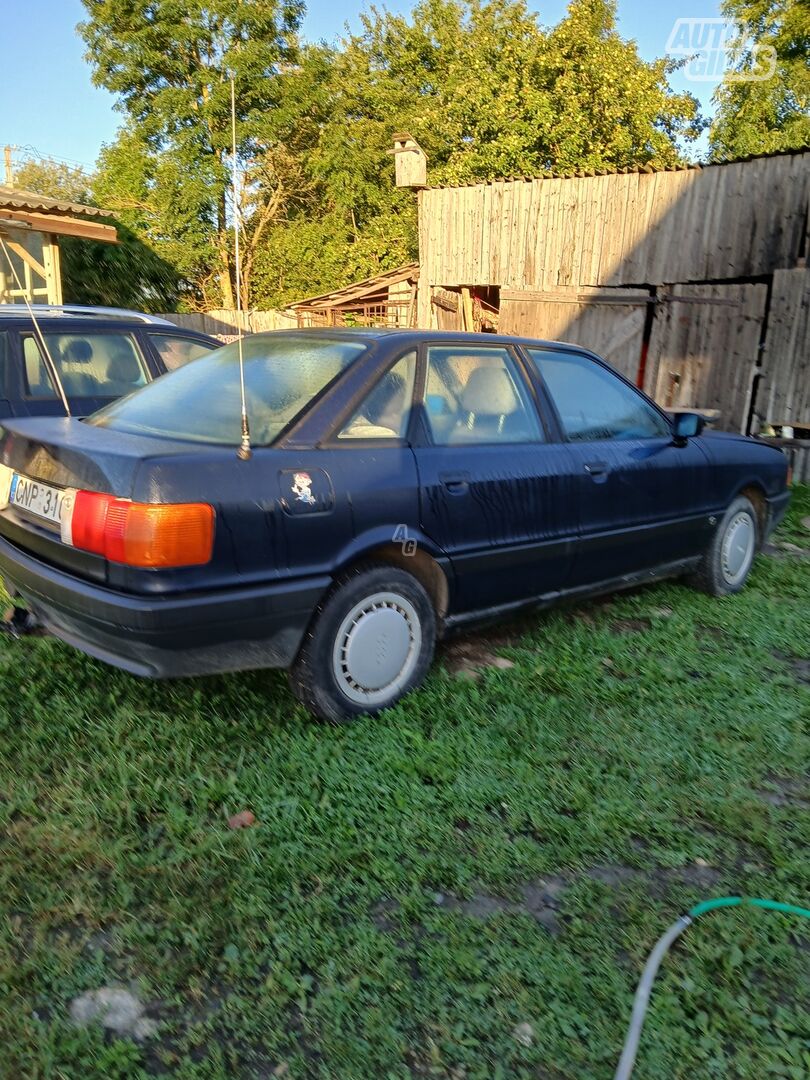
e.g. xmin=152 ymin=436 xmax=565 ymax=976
xmin=440 ymin=471 xmax=470 ymax=495
xmin=584 ymin=460 xmax=609 ymax=478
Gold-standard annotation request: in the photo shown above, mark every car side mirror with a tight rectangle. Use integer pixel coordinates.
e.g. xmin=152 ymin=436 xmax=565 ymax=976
xmin=672 ymin=412 xmax=704 ymax=446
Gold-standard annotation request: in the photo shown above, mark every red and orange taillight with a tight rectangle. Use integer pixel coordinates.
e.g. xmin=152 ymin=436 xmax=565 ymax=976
xmin=62 ymin=491 xmax=215 ymax=568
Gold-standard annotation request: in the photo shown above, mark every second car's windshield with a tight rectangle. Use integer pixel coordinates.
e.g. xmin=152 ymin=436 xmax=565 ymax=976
xmin=89 ymin=335 xmax=369 ymax=445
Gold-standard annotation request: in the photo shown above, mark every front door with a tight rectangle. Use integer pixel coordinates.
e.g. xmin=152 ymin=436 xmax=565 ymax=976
xmin=412 ymin=343 xmax=576 ymax=614
xmin=523 ymin=346 xmax=714 ymax=586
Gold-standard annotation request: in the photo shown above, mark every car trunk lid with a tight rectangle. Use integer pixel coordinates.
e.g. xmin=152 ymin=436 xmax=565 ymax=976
xmin=0 ymin=416 xmax=196 ymax=496
xmin=0 ymin=417 xmax=228 ymax=589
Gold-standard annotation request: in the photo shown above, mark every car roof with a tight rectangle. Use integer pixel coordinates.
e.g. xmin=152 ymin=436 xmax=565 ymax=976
xmin=0 ymin=307 xmax=218 ymax=343
xmin=0 ymin=305 xmax=176 ymax=326
xmin=248 ymin=327 xmax=581 ymax=350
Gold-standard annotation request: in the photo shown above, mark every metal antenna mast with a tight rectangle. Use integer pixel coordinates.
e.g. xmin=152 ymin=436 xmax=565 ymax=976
xmin=231 ymin=75 xmax=251 ymax=461
xmin=0 ymin=233 xmax=72 ymax=417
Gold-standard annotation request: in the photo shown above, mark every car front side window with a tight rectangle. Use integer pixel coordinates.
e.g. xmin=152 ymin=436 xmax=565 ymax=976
xmin=423 ymin=345 xmax=543 ymax=445
xmin=527 ymin=348 xmax=670 ymax=442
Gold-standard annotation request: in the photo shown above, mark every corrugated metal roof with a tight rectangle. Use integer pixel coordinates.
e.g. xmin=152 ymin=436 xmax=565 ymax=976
xmin=290 ymin=262 xmax=419 ymax=309
xmin=0 ymin=186 xmax=113 ymax=218
xmin=423 ymin=146 xmax=810 ymax=190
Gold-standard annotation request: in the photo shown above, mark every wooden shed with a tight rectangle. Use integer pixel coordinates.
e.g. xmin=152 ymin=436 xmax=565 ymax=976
xmin=289 ymin=263 xmax=419 ymax=328
xmin=414 ymin=149 xmax=810 ymax=474
xmin=0 ymin=187 xmax=117 ymax=305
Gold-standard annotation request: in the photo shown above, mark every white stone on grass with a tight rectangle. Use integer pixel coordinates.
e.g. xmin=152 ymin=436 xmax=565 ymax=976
xmin=70 ymin=987 xmax=157 ymax=1040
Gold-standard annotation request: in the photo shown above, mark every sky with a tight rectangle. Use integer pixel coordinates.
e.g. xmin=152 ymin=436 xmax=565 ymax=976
xmin=2 ymin=0 xmax=724 ymax=178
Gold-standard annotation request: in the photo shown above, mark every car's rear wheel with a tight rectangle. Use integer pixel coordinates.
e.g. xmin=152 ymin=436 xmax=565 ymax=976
xmin=288 ymin=564 xmax=436 ymax=722
xmin=690 ymin=494 xmax=759 ymax=596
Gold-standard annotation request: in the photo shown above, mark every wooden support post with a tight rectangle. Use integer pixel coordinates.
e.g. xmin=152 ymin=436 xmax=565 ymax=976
xmin=43 ymin=236 xmax=63 ymax=304
xmin=461 ymin=286 xmax=475 ymax=331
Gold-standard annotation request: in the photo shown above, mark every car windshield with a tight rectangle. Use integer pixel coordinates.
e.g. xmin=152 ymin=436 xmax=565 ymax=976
xmin=88 ymin=335 xmax=369 ymax=445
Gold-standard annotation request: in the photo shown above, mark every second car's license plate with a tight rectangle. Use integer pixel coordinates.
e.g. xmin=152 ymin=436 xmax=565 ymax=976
xmin=10 ymin=473 xmax=73 ymax=528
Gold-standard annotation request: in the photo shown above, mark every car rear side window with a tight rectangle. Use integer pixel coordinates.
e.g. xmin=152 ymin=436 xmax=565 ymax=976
xmin=22 ymin=332 xmax=149 ymax=400
xmin=527 ymin=348 xmax=670 ymax=442
xmin=90 ymin=335 xmax=369 ymax=446
xmin=149 ymin=333 xmax=218 ymax=371
xmin=423 ymin=346 xmax=543 ymax=445
xmin=338 ymin=352 xmax=417 ymax=440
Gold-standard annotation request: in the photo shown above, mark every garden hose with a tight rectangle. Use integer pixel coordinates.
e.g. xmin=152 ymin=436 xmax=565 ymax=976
xmin=614 ymin=896 xmax=810 ymax=1080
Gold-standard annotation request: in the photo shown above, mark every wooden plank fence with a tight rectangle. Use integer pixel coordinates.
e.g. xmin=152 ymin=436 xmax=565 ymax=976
xmin=157 ymin=308 xmax=297 ymax=340
xmin=418 ymin=153 xmax=810 ymax=296
xmin=499 ymin=286 xmax=650 ymax=381
xmin=643 ymin=284 xmax=768 ymax=433
xmin=415 ymin=150 xmax=810 ymax=481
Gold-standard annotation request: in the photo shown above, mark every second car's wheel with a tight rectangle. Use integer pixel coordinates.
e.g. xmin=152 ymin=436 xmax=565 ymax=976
xmin=690 ymin=494 xmax=759 ymax=596
xmin=288 ymin=564 xmax=436 ymax=723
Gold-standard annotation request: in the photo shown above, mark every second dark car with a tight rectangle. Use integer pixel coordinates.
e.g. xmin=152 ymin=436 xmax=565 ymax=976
xmin=0 ymin=305 xmax=218 ymax=419
xmin=0 ymin=329 xmax=790 ymax=720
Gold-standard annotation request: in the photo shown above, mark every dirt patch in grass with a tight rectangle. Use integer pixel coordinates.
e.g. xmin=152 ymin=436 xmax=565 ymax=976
xmin=610 ymin=617 xmax=652 ymax=634
xmin=439 ymin=634 xmax=518 ymax=679
xmin=435 ymin=876 xmax=567 ymax=935
xmin=420 ymin=862 xmax=723 ymax=938
xmin=697 ymin=624 xmax=731 ymax=643
xmin=587 ymin=862 xmax=722 ymax=893
xmin=756 ymin=775 xmax=810 ymax=811
xmin=772 ymin=649 xmax=810 ymax=684
xmin=564 ymin=596 xmax=616 ymax=626
xmin=762 ymin=541 xmax=810 ymax=559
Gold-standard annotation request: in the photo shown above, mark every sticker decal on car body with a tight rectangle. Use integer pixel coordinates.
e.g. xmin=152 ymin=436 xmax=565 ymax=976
xmin=291 ymin=471 xmax=315 ymax=505
xmin=278 ymin=468 xmax=335 ymax=516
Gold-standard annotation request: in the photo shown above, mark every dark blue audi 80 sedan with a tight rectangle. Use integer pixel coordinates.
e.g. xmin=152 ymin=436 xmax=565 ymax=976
xmin=0 ymin=330 xmax=790 ymax=720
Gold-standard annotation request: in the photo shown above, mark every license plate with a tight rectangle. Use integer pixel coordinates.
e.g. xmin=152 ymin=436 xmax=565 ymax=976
xmin=10 ymin=473 xmax=74 ymax=529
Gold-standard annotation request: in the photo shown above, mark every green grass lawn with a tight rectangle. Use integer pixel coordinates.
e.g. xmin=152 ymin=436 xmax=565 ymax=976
xmin=1 ymin=490 xmax=808 ymax=1080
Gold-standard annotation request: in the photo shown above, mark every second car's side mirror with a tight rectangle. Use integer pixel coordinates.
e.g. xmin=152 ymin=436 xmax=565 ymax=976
xmin=672 ymin=412 xmax=704 ymax=446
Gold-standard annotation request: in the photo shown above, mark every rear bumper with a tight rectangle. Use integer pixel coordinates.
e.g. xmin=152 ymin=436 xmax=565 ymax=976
xmin=0 ymin=534 xmax=329 ymax=678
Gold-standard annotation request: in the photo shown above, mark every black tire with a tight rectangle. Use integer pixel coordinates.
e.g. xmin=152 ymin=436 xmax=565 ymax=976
xmin=690 ymin=494 xmax=759 ymax=596
xmin=288 ymin=563 xmax=436 ymax=723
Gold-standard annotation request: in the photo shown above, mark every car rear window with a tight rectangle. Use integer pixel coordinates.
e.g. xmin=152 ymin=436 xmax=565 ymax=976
xmin=89 ymin=335 xmax=369 ymax=445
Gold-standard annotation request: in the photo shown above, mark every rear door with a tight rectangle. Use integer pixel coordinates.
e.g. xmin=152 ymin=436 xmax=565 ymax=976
xmin=412 ymin=342 xmax=576 ymax=614
xmin=308 ymin=349 xmax=422 ymax=577
xmin=523 ymin=346 xmax=714 ymax=585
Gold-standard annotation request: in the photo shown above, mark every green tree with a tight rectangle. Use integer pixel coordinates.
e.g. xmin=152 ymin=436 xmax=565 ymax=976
xmin=10 ymin=156 xmax=180 ymax=311
xmin=12 ymin=158 xmax=92 ymax=204
xmin=79 ymin=0 xmax=304 ymax=307
xmin=250 ymin=0 xmax=704 ymax=307
xmin=539 ymin=0 xmax=704 ymax=171
xmin=710 ymin=0 xmax=810 ymax=158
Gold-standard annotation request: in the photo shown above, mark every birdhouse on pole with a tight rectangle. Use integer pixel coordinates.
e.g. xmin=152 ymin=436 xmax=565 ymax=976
xmin=390 ymin=134 xmax=427 ymax=189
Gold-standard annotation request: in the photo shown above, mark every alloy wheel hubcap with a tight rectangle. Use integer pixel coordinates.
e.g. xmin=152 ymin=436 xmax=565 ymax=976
xmin=332 ymin=591 xmax=421 ymax=706
xmin=721 ymin=511 xmax=755 ymax=585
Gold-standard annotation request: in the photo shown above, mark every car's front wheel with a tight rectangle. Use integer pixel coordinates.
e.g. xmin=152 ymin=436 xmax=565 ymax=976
xmin=691 ymin=494 xmax=759 ymax=596
xmin=288 ymin=564 xmax=436 ymax=722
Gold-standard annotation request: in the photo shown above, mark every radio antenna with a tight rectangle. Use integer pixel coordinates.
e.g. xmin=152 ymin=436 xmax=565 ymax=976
xmin=0 ymin=233 xmax=72 ymax=417
xmin=230 ymin=75 xmax=251 ymax=461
